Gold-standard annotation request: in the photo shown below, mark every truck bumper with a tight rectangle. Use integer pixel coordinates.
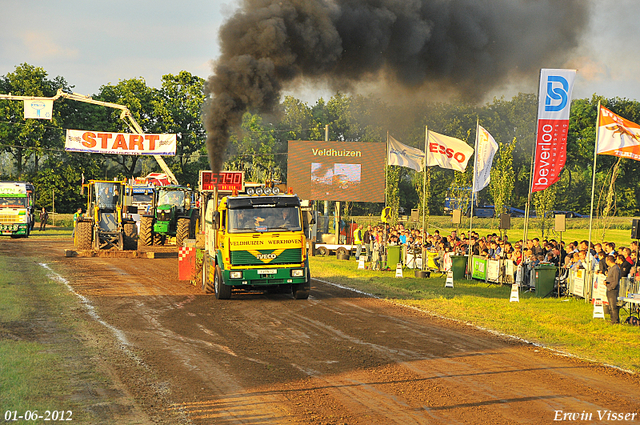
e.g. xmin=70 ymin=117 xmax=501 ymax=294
xmin=0 ymin=223 xmax=28 ymax=235
xmin=223 ymin=266 xmax=308 ymax=287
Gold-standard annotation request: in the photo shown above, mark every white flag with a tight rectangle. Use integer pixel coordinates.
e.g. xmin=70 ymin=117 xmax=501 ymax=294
xmin=426 ymin=131 xmax=474 ymax=172
xmin=387 ymin=135 xmax=425 ymax=172
xmin=24 ymin=99 xmax=53 ymax=120
xmin=472 ymin=125 xmax=499 ymax=192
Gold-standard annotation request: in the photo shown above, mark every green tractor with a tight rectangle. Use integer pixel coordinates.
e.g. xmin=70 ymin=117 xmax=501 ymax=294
xmin=139 ymin=186 xmax=196 ymax=247
xmin=75 ymin=180 xmax=138 ymax=251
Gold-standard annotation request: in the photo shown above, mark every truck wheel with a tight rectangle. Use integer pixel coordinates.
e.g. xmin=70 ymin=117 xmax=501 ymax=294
xmin=123 ymin=222 xmax=137 ymax=250
xmin=139 ymin=217 xmax=153 ymax=246
xmin=292 ymin=282 xmax=310 ymax=299
xmin=202 ymin=256 xmax=214 ymax=294
xmin=176 ymin=218 xmax=190 ymax=247
xmin=214 ymin=265 xmax=231 ymax=300
xmin=77 ymin=221 xmax=93 ymax=250
xmin=317 ymin=246 xmax=328 ymax=256
xmin=293 ymin=268 xmax=311 ymax=299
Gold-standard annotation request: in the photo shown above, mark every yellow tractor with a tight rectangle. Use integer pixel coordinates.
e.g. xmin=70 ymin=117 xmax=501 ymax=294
xmin=75 ymin=180 xmax=137 ymax=250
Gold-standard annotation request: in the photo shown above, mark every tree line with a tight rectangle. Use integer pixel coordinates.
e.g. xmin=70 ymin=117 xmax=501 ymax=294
xmin=2 ymin=63 xmax=639 ymax=218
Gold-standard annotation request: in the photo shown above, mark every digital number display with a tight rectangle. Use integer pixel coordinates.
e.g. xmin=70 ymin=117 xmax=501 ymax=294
xmin=200 ymin=171 xmax=244 ymax=193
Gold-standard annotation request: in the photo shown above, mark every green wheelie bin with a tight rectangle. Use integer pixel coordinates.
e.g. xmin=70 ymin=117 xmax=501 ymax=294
xmin=386 ymin=245 xmax=402 ymax=270
xmin=534 ymin=263 xmax=557 ymax=298
xmin=450 ymin=255 xmax=468 ymax=280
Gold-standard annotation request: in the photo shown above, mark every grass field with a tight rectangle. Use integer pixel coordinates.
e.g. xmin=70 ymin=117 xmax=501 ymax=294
xmin=0 ymin=256 xmax=87 ymax=419
xmin=309 ymin=256 xmax=640 ymax=373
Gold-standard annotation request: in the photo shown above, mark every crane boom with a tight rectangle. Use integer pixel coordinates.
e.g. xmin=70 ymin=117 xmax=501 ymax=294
xmin=0 ymin=89 xmax=179 ymax=185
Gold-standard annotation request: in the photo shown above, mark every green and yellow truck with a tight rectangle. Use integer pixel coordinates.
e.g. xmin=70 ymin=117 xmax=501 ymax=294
xmin=201 ymin=192 xmax=311 ymax=299
xmin=0 ymin=182 xmax=35 ymax=237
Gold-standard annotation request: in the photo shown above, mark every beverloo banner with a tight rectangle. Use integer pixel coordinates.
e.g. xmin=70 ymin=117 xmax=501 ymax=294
xmin=531 ymin=68 xmax=576 ymax=192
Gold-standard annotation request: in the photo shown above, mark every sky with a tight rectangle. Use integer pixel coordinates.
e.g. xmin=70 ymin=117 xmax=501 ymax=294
xmin=2 ymin=0 xmax=640 ymax=104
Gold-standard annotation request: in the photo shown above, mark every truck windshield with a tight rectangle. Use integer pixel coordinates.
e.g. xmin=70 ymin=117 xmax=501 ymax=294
xmin=0 ymin=197 xmax=27 ymax=207
xmin=133 ymin=193 xmax=153 ymax=204
xmin=95 ymin=183 xmax=120 ymax=210
xmin=157 ymin=190 xmax=184 ymax=207
xmin=229 ymin=206 xmax=301 ymax=233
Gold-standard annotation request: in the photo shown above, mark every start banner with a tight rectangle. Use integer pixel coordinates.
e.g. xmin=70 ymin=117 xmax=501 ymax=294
xmin=65 ymin=129 xmax=176 ymax=156
xmin=531 ymin=68 xmax=576 ymax=192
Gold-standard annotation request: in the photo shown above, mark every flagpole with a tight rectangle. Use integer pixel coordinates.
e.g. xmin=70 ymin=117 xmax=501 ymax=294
xmin=385 ymin=131 xmax=389 ymax=208
xmin=422 ymin=126 xmax=428 ymax=241
xmin=523 ymin=69 xmax=544 ymax=244
xmin=469 ymin=118 xmax=479 ymax=234
xmin=467 ymin=118 xmax=480 ymax=277
xmin=587 ymin=100 xmax=602 ymax=281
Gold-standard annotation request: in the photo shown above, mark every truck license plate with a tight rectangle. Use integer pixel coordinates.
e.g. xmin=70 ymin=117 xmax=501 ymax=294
xmin=258 ymin=269 xmax=277 ymax=275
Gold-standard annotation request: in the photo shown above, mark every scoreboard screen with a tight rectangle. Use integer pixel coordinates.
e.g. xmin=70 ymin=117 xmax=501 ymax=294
xmin=287 ymin=141 xmax=386 ymax=203
xmin=199 ymin=171 xmax=244 ymax=193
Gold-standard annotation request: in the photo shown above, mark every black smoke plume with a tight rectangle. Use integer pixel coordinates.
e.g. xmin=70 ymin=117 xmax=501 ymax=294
xmin=204 ymin=0 xmax=590 ymax=172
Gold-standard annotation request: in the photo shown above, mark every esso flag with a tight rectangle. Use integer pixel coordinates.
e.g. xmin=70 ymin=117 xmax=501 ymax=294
xmin=531 ymin=68 xmax=576 ymax=192
xmin=426 ymin=130 xmax=474 ymax=172
xmin=65 ymin=129 xmax=176 ymax=156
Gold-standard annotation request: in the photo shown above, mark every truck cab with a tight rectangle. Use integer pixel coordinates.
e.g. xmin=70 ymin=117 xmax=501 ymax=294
xmin=0 ymin=182 xmax=35 ymax=237
xmin=202 ymin=193 xmax=310 ymax=299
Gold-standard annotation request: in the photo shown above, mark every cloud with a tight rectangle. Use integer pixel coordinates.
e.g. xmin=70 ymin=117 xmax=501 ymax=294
xmin=21 ymin=31 xmax=79 ymax=60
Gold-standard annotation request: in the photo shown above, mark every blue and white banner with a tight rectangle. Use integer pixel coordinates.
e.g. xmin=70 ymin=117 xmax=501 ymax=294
xmin=387 ymin=135 xmax=425 ymax=172
xmin=24 ymin=99 xmax=53 ymax=120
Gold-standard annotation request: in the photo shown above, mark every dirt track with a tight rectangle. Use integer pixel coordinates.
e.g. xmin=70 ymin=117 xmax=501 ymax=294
xmin=4 ymin=237 xmax=640 ymax=424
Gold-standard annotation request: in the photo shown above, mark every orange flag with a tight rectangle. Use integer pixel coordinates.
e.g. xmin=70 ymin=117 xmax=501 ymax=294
xmin=597 ymin=105 xmax=640 ymax=161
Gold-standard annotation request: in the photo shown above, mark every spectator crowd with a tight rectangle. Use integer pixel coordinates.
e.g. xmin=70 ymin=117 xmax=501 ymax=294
xmin=353 ymin=223 xmax=639 ymax=279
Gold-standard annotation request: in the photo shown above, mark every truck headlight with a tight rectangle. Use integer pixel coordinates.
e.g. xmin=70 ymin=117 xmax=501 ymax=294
xmin=291 ymin=269 xmax=304 ymax=277
xmin=230 ymin=271 xmax=243 ymax=279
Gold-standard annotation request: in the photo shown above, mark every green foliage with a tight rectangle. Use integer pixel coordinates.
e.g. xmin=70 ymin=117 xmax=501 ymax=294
xmin=4 ymin=63 xmax=640 ymax=217
xmin=385 ymin=166 xmax=400 ymax=224
xmin=489 ymin=137 xmax=516 ymax=215
xmin=533 ymin=185 xmax=557 ymax=239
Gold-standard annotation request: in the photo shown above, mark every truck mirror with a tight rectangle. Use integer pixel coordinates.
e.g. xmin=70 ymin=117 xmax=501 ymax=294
xmin=213 ymin=211 xmax=220 ymax=230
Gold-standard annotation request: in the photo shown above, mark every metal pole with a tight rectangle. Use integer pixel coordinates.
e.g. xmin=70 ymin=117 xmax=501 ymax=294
xmin=524 ymin=69 xmax=544 ymax=243
xmin=385 ymin=131 xmax=389 ymax=208
xmin=422 ymin=127 xmax=428 ymax=238
xmin=421 ymin=127 xmax=429 ymax=271
xmin=468 ymin=118 xmax=480 ymax=277
xmin=324 ymin=124 xmax=329 ymax=223
xmin=587 ymin=101 xmax=602 ymax=276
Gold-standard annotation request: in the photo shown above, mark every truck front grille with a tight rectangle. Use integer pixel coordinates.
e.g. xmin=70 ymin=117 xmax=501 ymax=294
xmin=230 ymin=248 xmax=302 ymax=266
xmin=0 ymin=214 xmax=19 ymax=224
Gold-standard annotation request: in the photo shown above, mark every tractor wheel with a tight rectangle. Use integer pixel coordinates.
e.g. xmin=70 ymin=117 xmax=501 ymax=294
xmin=123 ymin=222 xmax=137 ymax=250
xmin=214 ymin=265 xmax=231 ymax=300
xmin=202 ymin=255 xmax=214 ymax=294
xmin=153 ymin=233 xmax=164 ymax=246
xmin=176 ymin=218 xmax=190 ymax=247
xmin=77 ymin=221 xmax=93 ymax=250
xmin=139 ymin=217 xmax=153 ymax=247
